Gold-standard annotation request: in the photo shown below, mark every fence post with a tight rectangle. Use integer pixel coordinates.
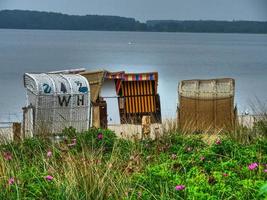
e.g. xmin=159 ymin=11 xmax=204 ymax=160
xmin=142 ymin=116 xmax=151 ymax=139
xmin=13 ymin=122 xmax=22 ymax=142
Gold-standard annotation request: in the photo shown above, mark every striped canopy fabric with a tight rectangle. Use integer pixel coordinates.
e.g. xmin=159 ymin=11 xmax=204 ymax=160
xmin=105 ymin=71 xmax=157 ymax=82
xmin=124 ymin=73 xmax=157 ymax=81
xmin=104 ymin=71 xmax=158 ymax=95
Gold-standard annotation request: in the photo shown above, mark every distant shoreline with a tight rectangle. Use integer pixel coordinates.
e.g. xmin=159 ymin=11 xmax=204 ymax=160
xmin=1 ymin=10 xmax=267 ymax=34
xmin=1 ymin=28 xmax=267 ymax=35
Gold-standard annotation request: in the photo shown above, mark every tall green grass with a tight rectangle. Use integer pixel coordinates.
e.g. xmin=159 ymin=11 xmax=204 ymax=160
xmin=0 ymin=125 xmax=266 ymax=199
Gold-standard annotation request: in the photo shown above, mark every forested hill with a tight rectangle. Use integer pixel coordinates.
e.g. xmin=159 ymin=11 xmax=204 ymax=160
xmin=147 ymin=20 xmax=267 ymax=33
xmin=0 ymin=10 xmax=147 ymax=31
xmin=1 ymin=10 xmax=267 ymax=33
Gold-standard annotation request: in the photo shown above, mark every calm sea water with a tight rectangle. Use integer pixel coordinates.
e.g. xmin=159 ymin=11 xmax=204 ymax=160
xmin=0 ymin=29 xmax=267 ymax=122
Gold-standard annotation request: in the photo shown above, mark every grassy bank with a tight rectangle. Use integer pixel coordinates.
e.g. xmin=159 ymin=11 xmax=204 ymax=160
xmin=0 ymin=127 xmax=267 ymax=199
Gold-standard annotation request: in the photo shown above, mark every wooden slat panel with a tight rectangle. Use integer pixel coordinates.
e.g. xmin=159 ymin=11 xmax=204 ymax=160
xmin=149 ymin=81 xmax=155 ymax=112
xmin=198 ymin=99 xmax=214 ymax=131
xmin=131 ymin=82 xmax=135 ymax=113
xmin=147 ymin=81 xmax=151 ymax=112
xmin=132 ymin=82 xmax=135 ymax=114
xmin=140 ymin=81 xmax=144 ymax=112
xmin=132 ymin=81 xmax=134 ymax=113
xmin=123 ymin=82 xmax=126 ymax=113
xmin=134 ymin=82 xmax=137 ymax=113
xmin=143 ymin=81 xmax=148 ymax=112
xmin=140 ymin=82 xmax=142 ymax=113
xmin=124 ymin=82 xmax=129 ymax=113
xmin=179 ymin=96 xmax=234 ymax=131
xmin=137 ymin=81 xmax=141 ymax=113
xmin=216 ymin=97 xmax=234 ymax=130
xmin=153 ymin=83 xmax=156 ymax=112
xmin=121 ymin=82 xmax=124 ymax=96
xmin=132 ymin=82 xmax=135 ymax=113
xmin=134 ymin=82 xmax=138 ymax=113
xmin=142 ymin=81 xmax=145 ymax=112
xmin=121 ymin=80 xmax=158 ymax=115
xmin=150 ymin=81 xmax=154 ymax=112
xmin=129 ymin=82 xmax=132 ymax=113
xmin=128 ymin=82 xmax=132 ymax=113
xmin=180 ymin=97 xmax=197 ymax=131
xmin=146 ymin=81 xmax=151 ymax=112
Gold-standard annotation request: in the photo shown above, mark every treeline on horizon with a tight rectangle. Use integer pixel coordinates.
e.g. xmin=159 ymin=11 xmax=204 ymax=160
xmin=1 ymin=10 xmax=267 ymax=33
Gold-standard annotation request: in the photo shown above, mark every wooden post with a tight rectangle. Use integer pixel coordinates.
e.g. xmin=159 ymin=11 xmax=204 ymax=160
xmin=93 ymin=105 xmax=101 ymax=128
xmin=13 ymin=122 xmax=22 ymax=142
xmin=142 ymin=115 xmax=151 ymax=139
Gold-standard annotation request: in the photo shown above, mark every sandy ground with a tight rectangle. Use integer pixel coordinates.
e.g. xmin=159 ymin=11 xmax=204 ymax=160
xmin=108 ymin=118 xmax=177 ymax=140
xmin=108 ymin=123 xmax=164 ymax=140
xmin=0 ymin=115 xmax=264 ymax=144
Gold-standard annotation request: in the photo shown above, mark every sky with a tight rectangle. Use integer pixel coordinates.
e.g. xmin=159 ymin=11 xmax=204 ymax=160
xmin=0 ymin=0 xmax=267 ymax=22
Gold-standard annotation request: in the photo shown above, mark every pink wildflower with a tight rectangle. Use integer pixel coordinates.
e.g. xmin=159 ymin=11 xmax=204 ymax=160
xmin=171 ymin=154 xmax=177 ymax=160
xmin=68 ymin=138 xmax=77 ymax=147
xmin=95 ymin=159 xmax=101 ymax=165
xmin=264 ymin=169 xmax=267 ymax=173
xmin=47 ymin=151 xmax=52 ymax=157
xmin=97 ymin=133 xmax=103 ymax=140
xmin=215 ymin=139 xmax=221 ymax=145
xmin=45 ymin=175 xmax=54 ymax=181
xmin=175 ymin=185 xmax=186 ymax=191
xmin=223 ymin=173 xmax=229 ymax=177
xmin=8 ymin=177 xmax=15 ymax=185
xmin=3 ymin=152 xmax=12 ymax=161
xmin=186 ymin=147 xmax=192 ymax=152
xmin=248 ymin=162 xmax=258 ymax=170
xmin=200 ymin=156 xmax=205 ymax=161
